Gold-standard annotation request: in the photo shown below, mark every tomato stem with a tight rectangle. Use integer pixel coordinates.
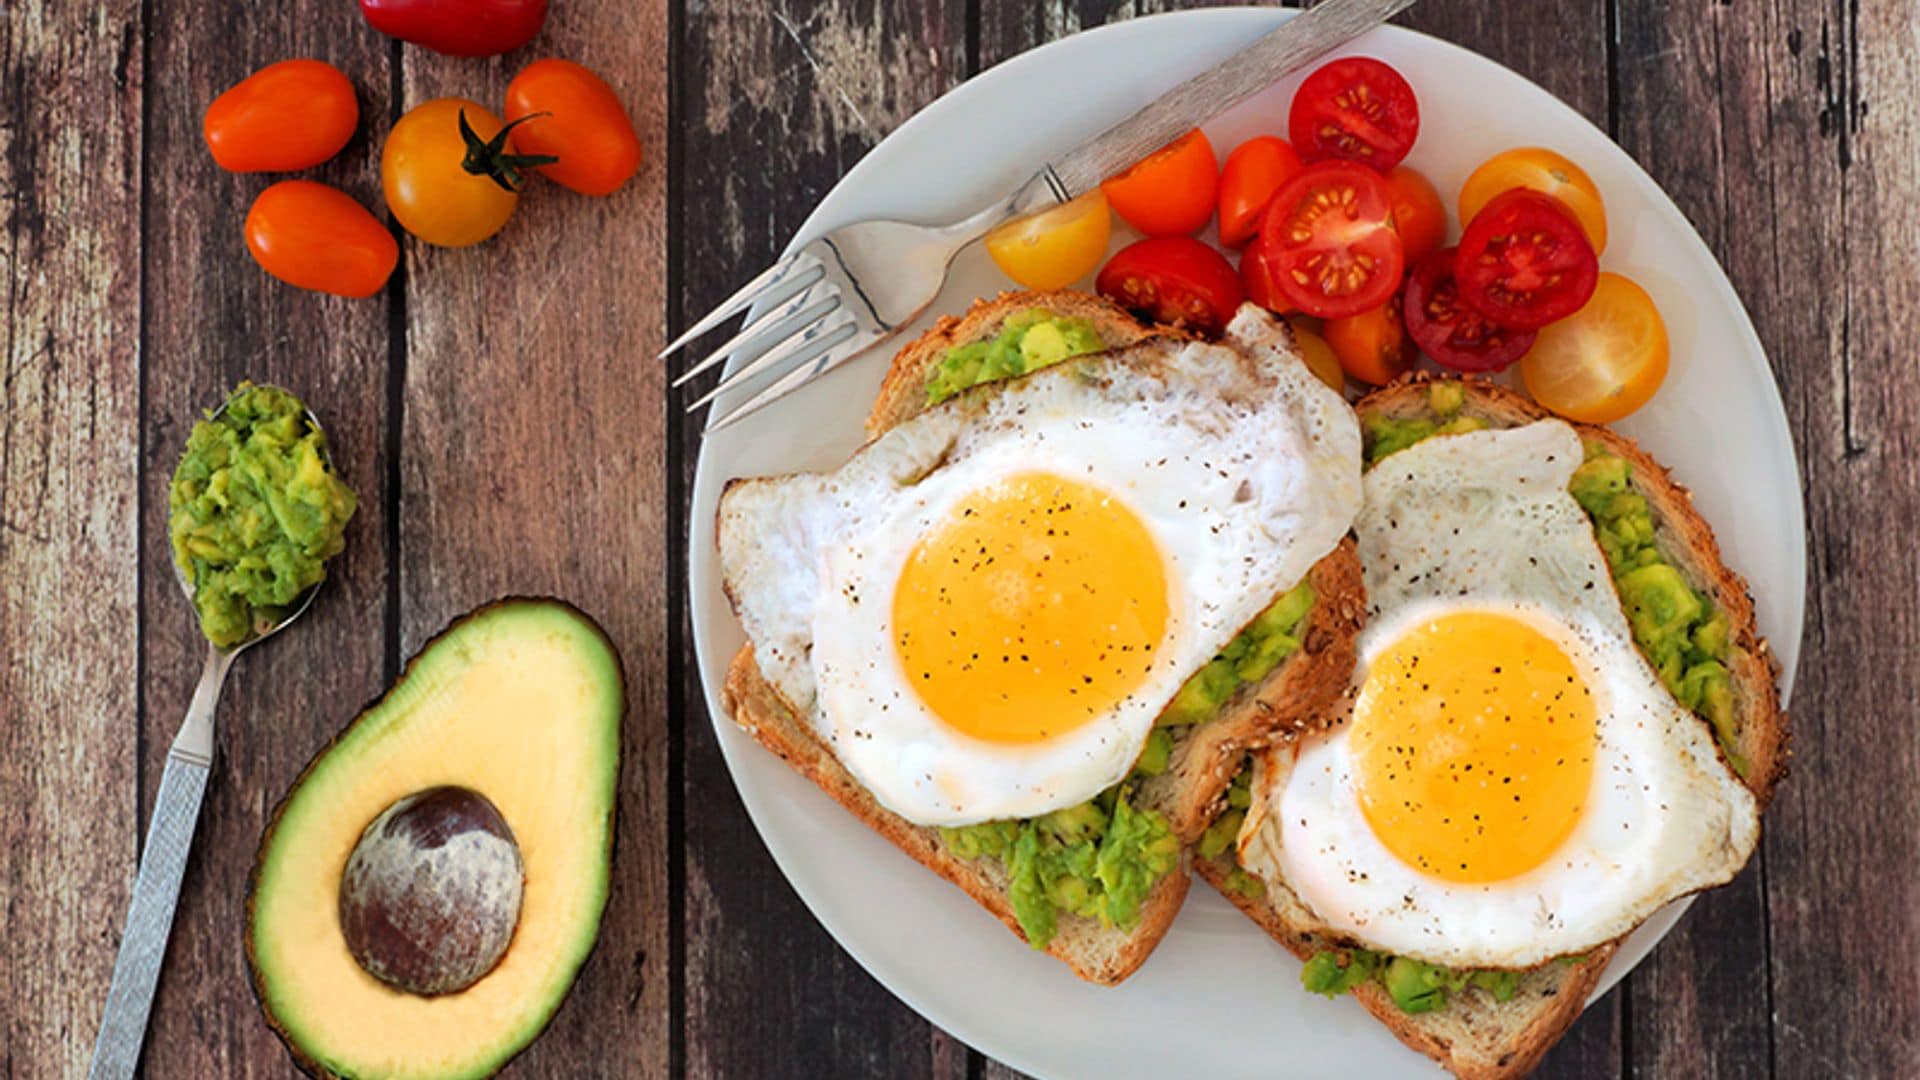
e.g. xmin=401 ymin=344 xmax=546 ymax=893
xmin=458 ymin=109 xmax=559 ymax=193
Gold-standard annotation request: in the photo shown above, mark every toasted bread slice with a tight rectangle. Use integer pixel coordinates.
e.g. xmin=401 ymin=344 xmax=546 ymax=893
xmin=719 ymin=292 xmax=1364 ymax=983
xmin=1199 ymin=373 xmax=1790 ymax=1074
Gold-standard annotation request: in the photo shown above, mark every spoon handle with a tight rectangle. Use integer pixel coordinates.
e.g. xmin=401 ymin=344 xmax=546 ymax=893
xmin=88 ymin=647 xmax=232 ymax=1080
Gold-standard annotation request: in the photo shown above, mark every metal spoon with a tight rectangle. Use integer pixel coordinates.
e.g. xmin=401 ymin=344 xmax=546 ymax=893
xmin=89 ymin=389 xmax=334 ymax=1080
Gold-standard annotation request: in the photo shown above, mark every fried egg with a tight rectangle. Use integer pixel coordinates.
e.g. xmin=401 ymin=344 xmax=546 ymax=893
xmin=718 ymin=307 xmax=1360 ymax=827
xmin=1238 ymin=420 xmax=1759 ymax=969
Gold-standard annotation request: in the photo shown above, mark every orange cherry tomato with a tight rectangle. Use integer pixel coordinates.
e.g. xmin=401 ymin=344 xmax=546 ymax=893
xmin=985 ymin=190 xmax=1112 ymax=290
xmin=245 ymin=181 xmax=397 ymax=298
xmin=1520 ymin=272 xmax=1669 ymax=423
xmin=383 ymin=98 xmax=539 ymax=248
xmin=1458 ymin=147 xmax=1608 ymax=254
xmin=1217 ymin=136 xmax=1304 ymax=248
xmin=1287 ymin=318 xmax=1347 ymax=392
xmin=1323 ymin=295 xmax=1411 ymax=385
xmin=1100 ymin=129 xmax=1219 ymax=237
xmin=1383 ymin=165 xmax=1446 ymax=266
xmin=504 ymin=59 xmax=644 ymax=196
xmin=203 ymin=60 xmax=358 ymax=173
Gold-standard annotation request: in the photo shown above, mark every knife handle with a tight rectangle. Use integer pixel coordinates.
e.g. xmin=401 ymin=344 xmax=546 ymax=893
xmin=1042 ymin=0 xmax=1419 ymax=199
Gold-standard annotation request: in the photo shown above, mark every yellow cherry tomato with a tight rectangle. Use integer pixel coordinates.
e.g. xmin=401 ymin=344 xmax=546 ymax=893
xmin=383 ymin=98 xmax=547 ymax=248
xmin=1458 ymin=147 xmax=1608 ymax=254
xmin=1520 ymin=273 xmax=1668 ymax=423
xmin=1287 ymin=317 xmax=1347 ymax=392
xmin=984 ymin=190 xmax=1112 ymax=290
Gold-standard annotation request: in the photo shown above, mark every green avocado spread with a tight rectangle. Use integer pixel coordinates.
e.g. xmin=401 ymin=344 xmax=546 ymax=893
xmin=940 ymin=581 xmax=1318 ymax=949
xmin=1358 ymin=382 xmax=1745 ymax=772
xmin=924 ymin=308 xmax=1105 ymax=407
xmin=168 ymin=383 xmax=356 ymax=648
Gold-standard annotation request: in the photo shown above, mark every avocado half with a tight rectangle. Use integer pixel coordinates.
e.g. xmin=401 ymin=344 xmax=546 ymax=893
xmin=247 ymin=598 xmax=623 ymax=1079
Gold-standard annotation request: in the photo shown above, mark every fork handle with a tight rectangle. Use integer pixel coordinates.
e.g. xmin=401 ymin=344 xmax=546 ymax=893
xmin=1041 ymin=0 xmax=1419 ymax=198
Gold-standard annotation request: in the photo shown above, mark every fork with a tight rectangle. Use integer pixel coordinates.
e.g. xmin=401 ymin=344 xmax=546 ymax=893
xmin=667 ymin=0 xmax=1418 ymax=432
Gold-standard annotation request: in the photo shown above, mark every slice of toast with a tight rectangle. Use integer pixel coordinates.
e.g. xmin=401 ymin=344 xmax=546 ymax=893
xmin=719 ymin=291 xmax=1364 ymax=984
xmin=1198 ymin=373 xmax=1789 ymax=1074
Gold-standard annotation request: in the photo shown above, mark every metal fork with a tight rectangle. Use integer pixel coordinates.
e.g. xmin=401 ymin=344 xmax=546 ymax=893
xmin=667 ymin=0 xmax=1417 ymax=432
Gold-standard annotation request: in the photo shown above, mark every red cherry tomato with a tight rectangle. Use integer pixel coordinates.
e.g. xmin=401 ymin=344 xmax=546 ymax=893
xmin=1239 ymin=232 xmax=1294 ymax=314
xmin=1402 ymin=248 xmax=1537 ymax=372
xmin=245 ymin=181 xmax=397 ymax=298
xmin=1454 ymin=188 xmax=1599 ymax=330
xmin=1096 ymin=236 xmax=1245 ymax=337
xmin=1383 ymin=165 xmax=1446 ymax=266
xmin=1217 ymin=136 xmax=1304 ymax=248
xmin=1288 ymin=57 xmax=1420 ymax=171
xmin=203 ymin=60 xmax=358 ymax=173
xmin=1258 ymin=161 xmax=1404 ymax=319
xmin=505 ymin=59 xmax=645 ymax=195
xmin=359 ymin=0 xmax=547 ymax=57
xmin=1100 ymin=130 xmax=1220 ymax=237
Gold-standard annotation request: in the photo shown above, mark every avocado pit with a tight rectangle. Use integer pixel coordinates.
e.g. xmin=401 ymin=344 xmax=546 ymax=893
xmin=339 ymin=786 xmax=524 ymax=996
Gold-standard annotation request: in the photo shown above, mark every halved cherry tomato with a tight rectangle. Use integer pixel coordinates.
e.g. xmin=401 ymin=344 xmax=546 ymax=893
xmin=1288 ymin=57 xmax=1420 ymax=171
xmin=203 ymin=60 xmax=358 ymax=173
xmin=1100 ymin=130 xmax=1219 ymax=237
xmin=1459 ymin=147 xmax=1607 ymax=253
xmin=1324 ymin=295 xmax=1411 ymax=385
xmin=383 ymin=98 xmax=550 ymax=248
xmin=1454 ymin=188 xmax=1598 ymax=330
xmin=985 ymin=191 xmax=1112 ymax=290
xmin=245 ymin=181 xmax=397 ymax=298
xmin=504 ymin=59 xmax=644 ymax=195
xmin=1384 ymin=165 xmax=1446 ymax=266
xmin=1402 ymin=248 xmax=1537 ymax=372
xmin=1095 ymin=236 xmax=1244 ymax=337
xmin=1287 ymin=319 xmax=1347 ymax=392
xmin=1259 ymin=161 xmax=1404 ymax=319
xmin=1217 ymin=136 xmax=1303 ymax=247
xmin=1520 ymin=272 xmax=1669 ymax=423
xmin=359 ymin=0 xmax=547 ymax=58
xmin=1238 ymin=232 xmax=1294 ymax=314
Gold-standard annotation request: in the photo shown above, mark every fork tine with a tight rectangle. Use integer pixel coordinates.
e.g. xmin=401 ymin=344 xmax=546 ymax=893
xmin=684 ymin=302 xmax=845 ymax=411
xmin=658 ymin=253 xmax=816 ymax=360
xmin=671 ymin=279 xmax=833 ymax=389
xmin=704 ymin=323 xmax=867 ymax=433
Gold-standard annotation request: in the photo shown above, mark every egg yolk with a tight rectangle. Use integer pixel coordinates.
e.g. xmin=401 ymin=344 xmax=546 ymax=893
xmin=893 ymin=472 xmax=1169 ymax=744
xmin=1350 ymin=611 xmax=1597 ymax=884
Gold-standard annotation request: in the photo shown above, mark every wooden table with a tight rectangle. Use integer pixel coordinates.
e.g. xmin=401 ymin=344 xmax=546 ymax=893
xmin=4 ymin=0 xmax=1915 ymax=1076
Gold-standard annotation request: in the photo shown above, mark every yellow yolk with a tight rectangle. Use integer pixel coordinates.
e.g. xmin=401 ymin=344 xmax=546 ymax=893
xmin=1350 ymin=611 xmax=1598 ymax=883
xmin=893 ymin=472 xmax=1169 ymax=744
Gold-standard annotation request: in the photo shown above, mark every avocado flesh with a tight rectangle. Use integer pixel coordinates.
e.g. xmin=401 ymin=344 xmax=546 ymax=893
xmin=923 ymin=309 xmax=1106 ymax=406
xmin=248 ymin=599 xmax=622 ymax=1080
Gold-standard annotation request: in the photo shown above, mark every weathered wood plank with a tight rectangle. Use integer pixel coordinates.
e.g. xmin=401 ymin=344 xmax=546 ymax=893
xmin=670 ymin=0 xmax=969 ymax=1074
xmin=396 ymin=5 xmax=671 ymax=1074
xmin=131 ymin=2 xmax=397 ymax=1076
xmin=0 ymin=3 xmax=143 ymax=1076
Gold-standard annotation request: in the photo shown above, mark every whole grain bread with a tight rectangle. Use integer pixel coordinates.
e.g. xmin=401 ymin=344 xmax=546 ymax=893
xmin=1197 ymin=373 xmax=1790 ymax=1074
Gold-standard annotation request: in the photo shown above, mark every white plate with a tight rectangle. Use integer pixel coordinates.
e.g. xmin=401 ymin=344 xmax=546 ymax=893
xmin=688 ymin=9 xmax=1804 ymax=1077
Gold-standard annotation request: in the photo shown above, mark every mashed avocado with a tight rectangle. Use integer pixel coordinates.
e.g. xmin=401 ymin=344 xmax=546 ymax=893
xmin=168 ymin=383 xmax=356 ymax=648
xmin=924 ymin=309 xmax=1105 ymax=406
xmin=1162 ymin=580 xmax=1316 ymax=726
xmin=1361 ymin=382 xmax=1487 ymax=464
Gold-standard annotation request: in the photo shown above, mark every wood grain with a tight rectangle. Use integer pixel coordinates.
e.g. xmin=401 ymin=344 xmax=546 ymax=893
xmin=133 ymin=1 xmax=396 ymax=1074
xmin=395 ymin=1 xmax=671 ymax=1073
xmin=0 ymin=2 xmax=143 ymax=1076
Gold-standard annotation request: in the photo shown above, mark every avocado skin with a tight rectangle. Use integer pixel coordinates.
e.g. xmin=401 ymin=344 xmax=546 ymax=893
xmin=245 ymin=597 xmax=625 ymax=1080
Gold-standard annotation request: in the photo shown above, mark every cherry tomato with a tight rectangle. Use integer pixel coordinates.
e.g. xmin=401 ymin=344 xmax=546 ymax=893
xmin=1383 ymin=165 xmax=1446 ymax=266
xmin=1217 ymin=137 xmax=1304 ymax=248
xmin=1258 ymin=161 xmax=1403 ymax=319
xmin=504 ymin=59 xmax=644 ymax=196
xmin=1454 ymin=188 xmax=1599 ymax=330
xmin=1238 ymin=232 xmax=1294 ymax=314
xmin=1459 ymin=147 xmax=1607 ymax=253
xmin=1095 ymin=236 xmax=1244 ymax=337
xmin=203 ymin=60 xmax=357 ymax=173
xmin=1288 ymin=57 xmax=1420 ymax=171
xmin=383 ymin=98 xmax=550 ymax=248
xmin=1520 ymin=272 xmax=1669 ymax=423
xmin=245 ymin=181 xmax=397 ymax=298
xmin=1288 ymin=319 xmax=1347 ymax=392
xmin=1402 ymin=248 xmax=1536 ymax=372
xmin=985 ymin=191 xmax=1112 ymax=290
xmin=359 ymin=0 xmax=547 ymax=57
xmin=1100 ymin=130 xmax=1219 ymax=237
xmin=1324 ymin=295 xmax=1411 ymax=385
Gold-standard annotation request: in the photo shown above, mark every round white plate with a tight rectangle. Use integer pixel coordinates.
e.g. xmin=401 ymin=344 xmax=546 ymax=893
xmin=688 ymin=9 xmax=1804 ymax=1077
